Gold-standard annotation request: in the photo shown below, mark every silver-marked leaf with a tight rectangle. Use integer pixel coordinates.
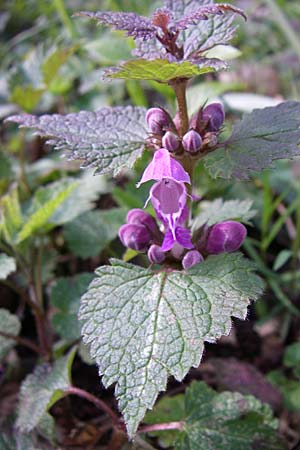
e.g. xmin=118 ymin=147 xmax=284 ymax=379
xmin=79 ymin=253 xmax=263 ymax=437
xmin=0 ymin=308 xmax=21 ymax=360
xmin=6 ymin=106 xmax=148 ymax=176
xmin=0 ymin=253 xmax=16 ymax=280
xmin=192 ymin=199 xmax=256 ymax=232
xmin=145 ymin=381 xmax=284 ymax=450
xmin=16 ymin=349 xmax=75 ymax=432
xmin=75 ymin=11 xmax=156 ymax=40
xmin=204 ymin=101 xmax=300 ymax=180
xmin=105 ymin=58 xmax=222 ymax=82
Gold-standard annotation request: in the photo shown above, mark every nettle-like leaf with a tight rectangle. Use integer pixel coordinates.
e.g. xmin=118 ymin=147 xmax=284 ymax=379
xmin=105 ymin=58 xmax=226 ymax=82
xmin=0 ymin=308 xmax=21 ymax=360
xmin=204 ymin=101 xmax=300 ymax=180
xmin=50 ymin=273 xmax=94 ymax=341
xmin=134 ymin=0 xmax=241 ymax=61
xmin=63 ymin=208 xmax=125 ymax=259
xmin=79 ymin=253 xmax=264 ymax=437
xmin=16 ymin=349 xmax=75 ymax=433
xmin=0 ymin=253 xmax=16 ymax=280
xmin=7 ymin=106 xmax=148 ymax=176
xmin=145 ymin=381 xmax=285 ymax=450
xmin=192 ymin=199 xmax=256 ymax=232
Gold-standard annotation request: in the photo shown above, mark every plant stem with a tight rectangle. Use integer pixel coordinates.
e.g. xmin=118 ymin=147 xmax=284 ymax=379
xmin=65 ymin=386 xmax=121 ymax=427
xmin=138 ymin=421 xmax=184 ymax=433
xmin=0 ymin=278 xmax=41 ymax=315
xmin=171 ymin=80 xmax=189 ymax=135
xmin=0 ymin=330 xmax=42 ymax=354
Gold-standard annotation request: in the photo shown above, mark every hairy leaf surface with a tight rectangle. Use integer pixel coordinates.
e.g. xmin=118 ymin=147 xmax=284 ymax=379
xmin=16 ymin=349 xmax=75 ymax=432
xmin=204 ymin=102 xmax=300 ymax=179
xmin=0 ymin=309 xmax=21 ymax=360
xmin=79 ymin=253 xmax=263 ymax=436
xmin=192 ymin=199 xmax=256 ymax=232
xmin=7 ymin=106 xmax=148 ymax=176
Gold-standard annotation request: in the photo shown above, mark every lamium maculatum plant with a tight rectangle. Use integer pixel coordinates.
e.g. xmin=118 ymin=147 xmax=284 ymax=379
xmin=6 ymin=0 xmax=300 ymax=440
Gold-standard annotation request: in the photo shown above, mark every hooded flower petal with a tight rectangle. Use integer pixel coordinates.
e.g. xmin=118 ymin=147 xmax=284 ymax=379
xmin=137 ymin=148 xmax=190 ymax=186
xmin=161 ymin=227 xmax=193 ymax=252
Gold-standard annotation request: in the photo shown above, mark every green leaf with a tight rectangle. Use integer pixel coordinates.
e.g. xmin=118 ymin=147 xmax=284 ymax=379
xmin=175 ymin=382 xmax=284 ymax=450
xmin=41 ymin=47 xmax=75 ymax=86
xmin=50 ymin=273 xmax=94 ymax=341
xmin=144 ymin=394 xmax=185 ymax=448
xmin=10 ymin=85 xmax=44 ymax=112
xmin=16 ymin=349 xmax=76 ymax=432
xmin=273 ymin=250 xmax=292 ymax=271
xmin=63 ymin=208 xmax=126 ymax=258
xmin=0 ymin=308 xmax=21 ymax=360
xmin=144 ymin=382 xmax=284 ymax=450
xmin=284 ymin=343 xmax=300 ymax=368
xmin=192 ymin=199 xmax=256 ymax=233
xmin=204 ymin=102 xmax=300 ymax=179
xmin=79 ymin=253 xmax=264 ymax=437
xmin=0 ymin=254 xmax=16 ymax=280
xmin=36 ymin=172 xmax=108 ymax=225
xmin=106 ymin=59 xmax=218 ymax=83
xmin=0 ymin=187 xmax=23 ymax=243
xmin=17 ymin=182 xmax=77 ymax=243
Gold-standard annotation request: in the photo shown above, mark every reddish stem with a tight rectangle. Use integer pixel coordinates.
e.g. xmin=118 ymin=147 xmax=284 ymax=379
xmin=0 ymin=330 xmax=42 ymax=354
xmin=65 ymin=386 xmax=121 ymax=428
xmin=138 ymin=421 xmax=184 ymax=433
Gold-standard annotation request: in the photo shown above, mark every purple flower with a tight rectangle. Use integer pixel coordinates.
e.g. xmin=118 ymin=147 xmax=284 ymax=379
xmin=119 ymin=223 xmax=152 ymax=252
xmin=182 ymin=130 xmax=202 ymax=153
xmin=203 ymin=103 xmax=225 ymax=132
xmin=206 ymin=221 xmax=247 ymax=254
xmin=146 ymin=108 xmax=171 ymax=135
xmin=161 ymin=226 xmax=193 ymax=252
xmin=148 ymin=244 xmax=166 ymax=264
xmin=137 ymin=148 xmax=190 ymax=187
xmin=182 ymin=250 xmax=204 ymax=269
xmin=126 ymin=208 xmax=160 ymax=235
xmin=162 ymin=131 xmax=179 ymax=152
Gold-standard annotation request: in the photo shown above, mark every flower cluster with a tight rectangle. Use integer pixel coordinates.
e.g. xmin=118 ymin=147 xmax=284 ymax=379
xmin=119 ymin=103 xmax=246 ymax=269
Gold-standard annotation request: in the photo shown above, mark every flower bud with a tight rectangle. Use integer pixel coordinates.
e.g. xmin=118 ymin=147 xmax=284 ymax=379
xmin=148 ymin=244 xmax=166 ymax=264
xmin=162 ymin=131 xmax=179 ymax=152
xmin=203 ymin=103 xmax=225 ymax=132
xmin=173 ymin=112 xmax=181 ymax=132
xmin=146 ymin=108 xmax=170 ymax=134
xmin=182 ymin=250 xmax=204 ymax=269
xmin=119 ymin=223 xmax=152 ymax=252
xmin=182 ymin=130 xmax=202 ymax=153
xmin=126 ymin=209 xmax=159 ymax=235
xmin=206 ymin=221 xmax=247 ymax=254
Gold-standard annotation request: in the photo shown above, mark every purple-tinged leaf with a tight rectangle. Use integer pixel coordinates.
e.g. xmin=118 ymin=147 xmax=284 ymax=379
xmin=204 ymin=101 xmax=300 ymax=180
xmin=6 ymin=106 xmax=147 ymax=176
xmin=75 ymin=11 xmax=156 ymax=40
xmin=173 ymin=4 xmax=246 ymax=31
